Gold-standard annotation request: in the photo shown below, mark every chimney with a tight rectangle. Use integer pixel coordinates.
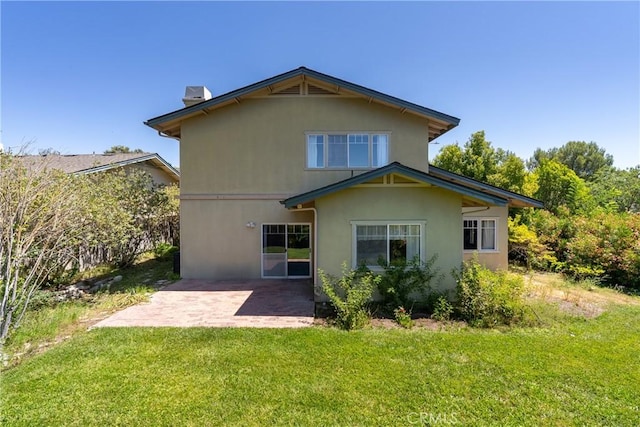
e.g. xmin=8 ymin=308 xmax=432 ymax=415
xmin=183 ymin=86 xmax=212 ymax=107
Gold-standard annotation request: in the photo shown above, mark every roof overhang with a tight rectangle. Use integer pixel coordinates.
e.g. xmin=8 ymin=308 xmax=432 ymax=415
xmin=75 ymin=153 xmax=180 ymax=183
xmin=145 ymin=67 xmax=460 ymax=142
xmin=428 ymin=165 xmax=543 ymax=208
xmin=281 ymin=162 xmax=509 ymax=209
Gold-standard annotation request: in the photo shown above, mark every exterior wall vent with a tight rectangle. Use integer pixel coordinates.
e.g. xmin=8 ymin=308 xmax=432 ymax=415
xmin=307 ymin=84 xmax=337 ymax=95
xmin=272 ymin=84 xmax=301 ymax=95
xmin=183 ymin=86 xmax=212 ymax=107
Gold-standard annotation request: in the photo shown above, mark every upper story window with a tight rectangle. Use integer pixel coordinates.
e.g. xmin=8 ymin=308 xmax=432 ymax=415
xmin=307 ymin=133 xmax=389 ymax=169
xmin=463 ymin=218 xmax=497 ymax=251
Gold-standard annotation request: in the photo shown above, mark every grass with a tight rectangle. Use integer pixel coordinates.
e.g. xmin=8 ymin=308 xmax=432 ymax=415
xmin=2 ymin=270 xmax=639 ymax=425
xmin=2 ymin=254 xmax=176 ymax=366
xmin=3 ymin=307 xmax=640 ymax=424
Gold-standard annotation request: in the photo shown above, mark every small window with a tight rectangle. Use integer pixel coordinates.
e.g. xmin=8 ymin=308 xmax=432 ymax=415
xmin=307 ymin=134 xmax=324 ymax=168
xmin=348 ymin=134 xmax=369 ymax=168
xmin=372 ymin=134 xmax=388 ymax=167
xmin=328 ymin=134 xmax=347 ymax=167
xmin=354 ymin=222 xmax=423 ymax=267
xmin=463 ymin=218 xmax=497 ymax=251
xmin=306 ymin=133 xmax=389 ymax=169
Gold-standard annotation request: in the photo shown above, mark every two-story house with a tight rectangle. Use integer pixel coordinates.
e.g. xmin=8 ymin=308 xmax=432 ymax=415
xmin=145 ymin=67 xmax=541 ymax=298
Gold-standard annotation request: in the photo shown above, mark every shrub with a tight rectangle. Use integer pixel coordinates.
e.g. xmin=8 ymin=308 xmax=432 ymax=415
xmin=319 ymin=263 xmax=379 ymax=330
xmin=454 ymin=258 xmax=526 ymax=327
xmin=508 ymin=215 xmax=552 ymax=270
xmin=375 ymin=255 xmax=440 ymax=310
xmin=393 ymin=306 xmax=414 ymax=329
xmin=153 ymin=243 xmax=177 ymax=260
xmin=564 ymin=212 xmax=640 ymax=289
xmin=27 ymin=290 xmax=58 ymax=311
xmin=432 ymin=295 xmax=454 ymax=322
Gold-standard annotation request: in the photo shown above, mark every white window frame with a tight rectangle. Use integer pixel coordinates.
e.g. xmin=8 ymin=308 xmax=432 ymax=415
xmin=350 ymin=220 xmax=425 ymax=269
xmin=261 ymin=222 xmax=313 ymax=279
xmin=463 ymin=217 xmax=498 ymax=252
xmin=306 ymin=132 xmax=390 ymax=169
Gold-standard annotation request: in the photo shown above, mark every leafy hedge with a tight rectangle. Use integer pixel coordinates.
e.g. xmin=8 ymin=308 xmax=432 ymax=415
xmin=510 ymin=209 xmax=640 ymax=290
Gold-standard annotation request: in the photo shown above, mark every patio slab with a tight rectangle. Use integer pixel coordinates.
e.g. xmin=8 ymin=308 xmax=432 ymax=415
xmin=92 ymin=279 xmax=315 ymax=328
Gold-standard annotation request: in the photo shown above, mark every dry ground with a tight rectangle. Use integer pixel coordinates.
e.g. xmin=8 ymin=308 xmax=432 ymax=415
xmin=525 ymin=272 xmax=639 ymax=318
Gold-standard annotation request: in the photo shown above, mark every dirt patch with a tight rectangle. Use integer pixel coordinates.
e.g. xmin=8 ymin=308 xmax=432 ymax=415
xmin=525 ymin=272 xmax=639 ymax=318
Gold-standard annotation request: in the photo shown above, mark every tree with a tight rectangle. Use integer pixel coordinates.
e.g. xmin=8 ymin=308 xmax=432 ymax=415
xmin=589 ymin=166 xmax=640 ymax=213
xmin=79 ymin=169 xmax=175 ymax=268
xmin=104 ymin=145 xmax=144 ymax=154
xmin=433 ymin=131 xmax=527 ymax=193
xmin=433 ymin=131 xmax=498 ymax=182
xmin=529 ymin=141 xmax=613 ymax=181
xmin=533 ymin=160 xmax=594 ymax=215
xmin=37 ymin=147 xmax=61 ymax=156
xmin=0 ymin=152 xmax=85 ymax=344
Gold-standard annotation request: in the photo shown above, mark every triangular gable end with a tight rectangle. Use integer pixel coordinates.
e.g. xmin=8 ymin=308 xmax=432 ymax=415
xmin=281 ymin=162 xmax=509 ymax=209
xmin=145 ymin=67 xmax=460 ymax=142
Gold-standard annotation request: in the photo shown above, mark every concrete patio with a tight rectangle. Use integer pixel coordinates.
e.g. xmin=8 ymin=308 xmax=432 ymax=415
xmin=93 ymin=279 xmax=315 ymax=328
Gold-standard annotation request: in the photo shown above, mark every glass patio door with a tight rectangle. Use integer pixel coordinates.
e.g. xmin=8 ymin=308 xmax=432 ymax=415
xmin=262 ymin=224 xmax=311 ymax=278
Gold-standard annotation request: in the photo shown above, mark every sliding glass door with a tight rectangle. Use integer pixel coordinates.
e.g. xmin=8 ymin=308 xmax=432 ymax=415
xmin=262 ymin=224 xmax=311 ymax=278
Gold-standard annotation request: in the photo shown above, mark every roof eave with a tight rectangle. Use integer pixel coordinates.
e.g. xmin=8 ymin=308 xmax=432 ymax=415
xmin=428 ymin=165 xmax=544 ymax=208
xmin=74 ymin=154 xmax=180 ymax=182
xmin=145 ymin=67 xmax=460 ymax=134
xmin=282 ymin=163 xmax=508 ymax=209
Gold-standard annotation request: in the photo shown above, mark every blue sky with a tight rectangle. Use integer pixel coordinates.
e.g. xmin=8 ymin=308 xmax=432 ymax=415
xmin=2 ymin=1 xmax=639 ymax=169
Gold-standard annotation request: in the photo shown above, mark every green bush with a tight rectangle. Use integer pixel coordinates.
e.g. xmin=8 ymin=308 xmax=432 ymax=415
xmin=319 ymin=263 xmax=379 ymax=330
xmin=375 ymin=255 xmax=440 ymax=310
xmin=432 ymin=295 xmax=454 ymax=322
xmin=521 ymin=208 xmax=639 ymax=291
xmin=564 ymin=212 xmax=640 ymax=289
xmin=153 ymin=243 xmax=177 ymax=260
xmin=454 ymin=258 xmax=527 ymax=327
xmin=393 ymin=306 xmax=414 ymax=329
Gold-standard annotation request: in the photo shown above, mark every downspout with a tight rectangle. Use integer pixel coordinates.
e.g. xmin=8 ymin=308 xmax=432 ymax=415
xmin=293 ymin=207 xmax=318 ymax=286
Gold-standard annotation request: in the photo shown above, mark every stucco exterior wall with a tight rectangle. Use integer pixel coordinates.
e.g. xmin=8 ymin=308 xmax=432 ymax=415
xmin=180 ymin=199 xmax=312 ymax=279
xmin=180 ymin=96 xmax=431 ymax=196
xmin=462 ymin=206 xmax=509 ymax=270
xmin=314 ymin=186 xmax=463 ymax=295
xmin=176 ymin=94 xmax=511 ymax=283
xmin=122 ymin=163 xmax=178 ymax=186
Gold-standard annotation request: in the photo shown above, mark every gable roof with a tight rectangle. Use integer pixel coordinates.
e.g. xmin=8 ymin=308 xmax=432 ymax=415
xmin=145 ymin=66 xmax=460 ymax=142
xmin=428 ymin=165 xmax=544 ymax=209
xmin=17 ymin=153 xmax=180 ymax=182
xmin=281 ymin=162 xmax=542 ymax=209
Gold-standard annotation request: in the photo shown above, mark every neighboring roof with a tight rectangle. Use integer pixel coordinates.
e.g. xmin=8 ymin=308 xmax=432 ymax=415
xmin=428 ymin=165 xmax=544 ymax=209
xmin=17 ymin=153 xmax=180 ymax=182
xmin=145 ymin=66 xmax=460 ymax=142
xmin=281 ymin=162 xmax=543 ymax=209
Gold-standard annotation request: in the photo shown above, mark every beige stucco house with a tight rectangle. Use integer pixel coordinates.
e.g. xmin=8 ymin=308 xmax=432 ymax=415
xmin=145 ymin=67 xmax=541 ymax=297
xmin=19 ymin=152 xmax=180 ymax=186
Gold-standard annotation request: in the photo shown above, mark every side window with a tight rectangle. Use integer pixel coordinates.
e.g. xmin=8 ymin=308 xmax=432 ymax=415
xmin=463 ymin=218 xmax=497 ymax=251
xmin=306 ymin=134 xmax=324 ymax=168
xmin=372 ymin=134 xmax=388 ymax=167
xmin=463 ymin=220 xmax=478 ymax=250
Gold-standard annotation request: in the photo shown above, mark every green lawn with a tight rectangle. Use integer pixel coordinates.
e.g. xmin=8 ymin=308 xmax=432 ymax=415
xmin=2 ymin=255 xmax=176 ymax=366
xmin=3 ymin=304 xmax=640 ymax=426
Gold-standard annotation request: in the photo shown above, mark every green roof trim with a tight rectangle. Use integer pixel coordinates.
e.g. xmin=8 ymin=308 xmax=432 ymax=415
xmin=281 ymin=162 xmax=509 ymax=209
xmin=145 ymin=66 xmax=460 ymax=129
xmin=428 ymin=165 xmax=544 ymax=208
